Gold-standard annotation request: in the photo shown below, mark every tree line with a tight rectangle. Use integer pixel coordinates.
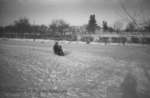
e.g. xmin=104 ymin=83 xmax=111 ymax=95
xmin=0 ymin=18 xmax=69 ymax=36
xmin=86 ymin=14 xmax=150 ymax=33
xmin=0 ymin=14 xmax=150 ymax=38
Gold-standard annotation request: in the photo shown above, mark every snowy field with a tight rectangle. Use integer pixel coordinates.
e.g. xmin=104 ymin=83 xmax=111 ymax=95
xmin=0 ymin=38 xmax=150 ymax=98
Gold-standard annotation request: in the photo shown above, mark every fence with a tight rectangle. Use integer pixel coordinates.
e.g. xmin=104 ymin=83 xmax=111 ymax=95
xmin=78 ymin=34 xmax=150 ymax=44
xmin=1 ymin=33 xmax=150 ymax=44
xmin=0 ymin=33 xmax=77 ymax=41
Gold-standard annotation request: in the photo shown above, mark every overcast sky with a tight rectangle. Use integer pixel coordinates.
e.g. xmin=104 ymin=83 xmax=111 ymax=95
xmin=0 ymin=0 xmax=150 ymax=26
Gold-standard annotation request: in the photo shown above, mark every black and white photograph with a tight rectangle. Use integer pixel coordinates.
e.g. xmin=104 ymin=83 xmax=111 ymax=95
xmin=0 ymin=0 xmax=150 ymax=98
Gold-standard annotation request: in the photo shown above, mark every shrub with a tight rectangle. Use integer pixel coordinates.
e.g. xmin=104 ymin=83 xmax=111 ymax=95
xmin=98 ymin=37 xmax=109 ymax=43
xmin=80 ymin=36 xmax=94 ymax=43
xmin=64 ymin=35 xmax=77 ymax=41
xmin=111 ymin=37 xmax=127 ymax=43
xmin=120 ymin=37 xmax=127 ymax=45
xmin=130 ymin=37 xmax=140 ymax=43
xmin=141 ymin=37 xmax=150 ymax=44
xmin=111 ymin=37 xmax=121 ymax=43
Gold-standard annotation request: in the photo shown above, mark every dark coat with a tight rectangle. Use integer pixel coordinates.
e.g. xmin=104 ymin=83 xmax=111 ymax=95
xmin=53 ymin=42 xmax=64 ymax=56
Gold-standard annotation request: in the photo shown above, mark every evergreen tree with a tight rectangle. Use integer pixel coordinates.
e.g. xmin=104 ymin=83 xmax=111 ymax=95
xmin=102 ymin=21 xmax=108 ymax=32
xmin=86 ymin=14 xmax=97 ymax=34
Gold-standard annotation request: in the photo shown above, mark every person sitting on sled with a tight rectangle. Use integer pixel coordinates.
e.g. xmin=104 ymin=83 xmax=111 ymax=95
xmin=53 ymin=42 xmax=64 ymax=56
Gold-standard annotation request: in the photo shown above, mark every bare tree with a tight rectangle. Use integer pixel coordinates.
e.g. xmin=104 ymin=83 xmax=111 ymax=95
xmin=119 ymin=0 xmax=138 ymax=27
xmin=113 ymin=21 xmax=123 ymax=33
xmin=125 ymin=22 xmax=136 ymax=32
xmin=144 ymin=19 xmax=150 ymax=32
xmin=14 ymin=18 xmax=31 ymax=33
xmin=49 ymin=19 xmax=69 ymax=36
xmin=119 ymin=0 xmax=150 ymax=36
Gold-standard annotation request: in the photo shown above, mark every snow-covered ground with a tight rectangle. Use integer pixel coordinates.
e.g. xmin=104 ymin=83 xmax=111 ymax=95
xmin=0 ymin=38 xmax=150 ymax=98
xmin=1 ymin=38 xmax=149 ymax=46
